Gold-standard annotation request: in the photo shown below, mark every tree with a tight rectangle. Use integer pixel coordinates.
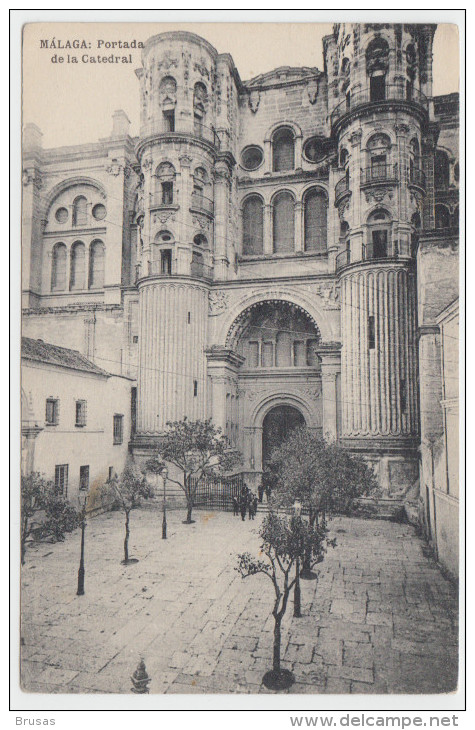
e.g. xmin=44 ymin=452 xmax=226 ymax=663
xmin=269 ymin=427 xmax=379 ymax=516
xmin=104 ymin=464 xmax=153 ymax=564
xmin=236 ymin=511 xmax=336 ymax=690
xmin=267 ymin=427 xmax=379 ymax=572
xmin=21 ymin=472 xmax=79 ymax=565
xmin=156 ymin=418 xmax=242 ymax=524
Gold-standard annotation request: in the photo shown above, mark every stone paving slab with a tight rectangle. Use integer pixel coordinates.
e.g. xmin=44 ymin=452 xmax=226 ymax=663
xmin=20 ymin=509 xmax=458 ymax=695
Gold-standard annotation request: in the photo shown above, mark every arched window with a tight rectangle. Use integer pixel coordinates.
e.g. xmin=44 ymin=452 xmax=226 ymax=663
xmin=340 ymin=148 xmax=349 ymax=168
xmin=273 ymin=192 xmax=294 ymax=253
xmin=242 ymin=195 xmax=264 ymax=255
xmin=193 ymin=233 xmax=208 ymax=247
xmin=155 ymin=162 xmax=175 ymax=205
xmin=435 ymin=150 xmax=450 ymax=190
xmin=367 ymin=209 xmax=391 ymax=258
xmin=409 ymin=137 xmax=420 ymax=180
xmin=89 ymin=240 xmax=105 ymax=289
xmin=70 ymin=241 xmax=86 ymax=290
xmin=367 ymin=133 xmax=391 ymax=181
xmin=366 ymin=37 xmax=390 ymax=101
xmin=51 ymin=243 xmax=67 ymax=291
xmin=272 ymin=128 xmax=294 ymax=172
xmin=191 ymin=250 xmax=204 ymax=277
xmin=435 ymin=204 xmax=450 ymax=229
xmin=72 ymin=196 xmax=87 ymax=226
xmin=304 ymin=189 xmax=327 ymax=252
xmin=159 ymin=76 xmax=177 ymax=131
xmin=193 ymin=82 xmax=207 ymax=137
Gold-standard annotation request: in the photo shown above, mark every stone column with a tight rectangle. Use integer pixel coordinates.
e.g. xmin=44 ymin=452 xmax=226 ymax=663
xmin=318 ymin=346 xmax=341 ymax=441
xmin=213 ymin=161 xmax=232 ymax=278
xmin=264 ymin=204 xmax=273 ymax=254
xmin=205 ymin=347 xmax=244 ymax=432
xmin=105 ymin=154 xmax=128 ymax=304
xmin=294 ymin=201 xmax=303 ymax=252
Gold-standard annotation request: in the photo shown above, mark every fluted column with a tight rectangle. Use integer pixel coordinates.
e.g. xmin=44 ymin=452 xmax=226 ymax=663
xmin=320 ymin=347 xmax=341 ymax=441
xmin=340 ymin=264 xmax=418 ymax=440
xmin=137 ymin=279 xmax=209 ymax=433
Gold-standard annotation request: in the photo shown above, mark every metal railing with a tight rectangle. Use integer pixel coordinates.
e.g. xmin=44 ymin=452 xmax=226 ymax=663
xmin=136 ymin=260 xmax=213 ymax=281
xmin=192 ymin=473 xmax=244 ymax=512
xmin=336 ymin=239 xmax=413 ymax=272
xmin=190 ymin=192 xmax=214 ymax=216
xmin=330 ymin=84 xmax=428 ymax=128
xmin=408 ymin=166 xmax=426 ymax=189
xmin=335 ymin=175 xmax=351 ymax=201
xmin=361 ymin=164 xmax=398 ymax=185
xmin=149 ymin=194 xmax=178 ymax=209
xmin=140 ymin=120 xmax=221 ymax=148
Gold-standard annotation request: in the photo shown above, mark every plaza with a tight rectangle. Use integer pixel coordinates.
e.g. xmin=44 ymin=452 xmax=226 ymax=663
xmin=20 ymin=509 xmax=458 ymax=695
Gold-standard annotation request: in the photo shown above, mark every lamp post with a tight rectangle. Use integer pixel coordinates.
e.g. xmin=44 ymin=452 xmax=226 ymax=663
xmin=293 ymin=499 xmax=302 ymax=618
xmin=77 ymin=492 xmax=88 ymax=596
xmin=161 ymin=466 xmax=168 ymax=540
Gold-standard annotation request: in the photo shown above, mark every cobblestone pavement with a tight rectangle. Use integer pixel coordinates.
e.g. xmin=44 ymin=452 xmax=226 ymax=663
xmin=20 ymin=509 xmax=458 ymax=695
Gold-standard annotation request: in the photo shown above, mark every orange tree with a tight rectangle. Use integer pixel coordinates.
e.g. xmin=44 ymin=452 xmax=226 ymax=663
xmin=156 ymin=418 xmax=241 ymax=524
xmin=236 ymin=510 xmax=335 ymax=690
xmin=103 ymin=464 xmax=153 ymax=564
xmin=267 ymin=427 xmax=379 ymax=571
xmin=21 ymin=472 xmax=79 ymax=565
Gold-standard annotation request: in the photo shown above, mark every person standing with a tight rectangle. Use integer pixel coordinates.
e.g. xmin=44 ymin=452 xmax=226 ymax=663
xmin=258 ymin=483 xmax=264 ymax=503
xmin=239 ymin=485 xmax=248 ymax=522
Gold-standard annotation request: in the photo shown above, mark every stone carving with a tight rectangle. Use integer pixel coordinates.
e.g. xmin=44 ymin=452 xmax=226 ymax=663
xmin=394 ymin=123 xmax=410 ymax=136
xmin=141 ymin=157 xmax=153 ymax=171
xmin=152 ymin=211 xmax=175 ymax=225
xmin=306 ymin=78 xmax=319 ymax=105
xmin=338 ymin=200 xmax=350 ymax=221
xmin=208 ymin=291 xmax=229 ymax=315
xmin=314 ymin=282 xmax=340 ymax=309
xmin=106 ymin=162 xmax=124 ymax=177
xmin=248 ymin=89 xmax=260 ymax=114
xmin=22 ymin=169 xmax=42 ymax=189
xmin=194 ymin=58 xmax=210 ymax=79
xmin=364 ymin=188 xmax=394 ymax=204
xmin=179 ymin=154 xmax=193 ymax=168
xmin=192 ymin=214 xmax=210 ymax=230
xmin=157 ymin=53 xmax=178 ymax=71
xmin=349 ymin=129 xmax=362 ymax=147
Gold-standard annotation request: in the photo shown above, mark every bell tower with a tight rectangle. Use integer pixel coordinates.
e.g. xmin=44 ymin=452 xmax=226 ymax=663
xmin=326 ymin=23 xmax=436 ymax=492
xmin=133 ymin=32 xmax=238 ymax=446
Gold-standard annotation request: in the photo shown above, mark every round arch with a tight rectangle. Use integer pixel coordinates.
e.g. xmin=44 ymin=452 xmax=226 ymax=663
xmin=218 ymin=289 xmax=334 ymax=347
xmin=264 ymin=121 xmax=302 ymax=143
xmin=42 ymin=176 xmax=106 ymax=218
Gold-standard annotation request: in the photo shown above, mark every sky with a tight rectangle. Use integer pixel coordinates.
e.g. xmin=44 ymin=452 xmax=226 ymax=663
xmin=22 ymin=22 xmax=460 ymax=149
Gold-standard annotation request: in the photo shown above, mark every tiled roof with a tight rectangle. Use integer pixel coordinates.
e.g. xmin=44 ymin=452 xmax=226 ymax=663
xmin=21 ymin=337 xmax=110 ymax=377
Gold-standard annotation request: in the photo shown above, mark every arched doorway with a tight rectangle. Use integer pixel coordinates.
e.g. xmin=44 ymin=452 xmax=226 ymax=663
xmin=262 ymin=405 xmax=305 ymax=467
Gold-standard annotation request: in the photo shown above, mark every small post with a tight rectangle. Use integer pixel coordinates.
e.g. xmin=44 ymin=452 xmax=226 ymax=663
xmin=131 ymin=658 xmax=151 ymax=694
xmin=161 ymin=466 xmax=168 ymax=540
xmin=77 ymin=492 xmax=88 ymax=596
xmin=293 ymin=499 xmax=302 ymax=618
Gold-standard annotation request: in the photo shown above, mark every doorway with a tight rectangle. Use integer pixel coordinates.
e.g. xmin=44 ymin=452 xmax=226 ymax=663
xmin=262 ymin=405 xmax=305 ymax=467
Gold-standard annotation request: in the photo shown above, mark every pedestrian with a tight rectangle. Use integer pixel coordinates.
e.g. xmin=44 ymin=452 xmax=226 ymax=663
xmin=258 ymin=483 xmax=264 ymax=503
xmin=232 ymin=496 xmax=239 ymax=517
xmin=265 ymin=483 xmax=272 ymax=503
xmin=248 ymin=492 xmax=255 ymax=520
xmin=239 ymin=486 xmax=248 ymax=522
xmin=252 ymin=494 xmax=258 ymax=516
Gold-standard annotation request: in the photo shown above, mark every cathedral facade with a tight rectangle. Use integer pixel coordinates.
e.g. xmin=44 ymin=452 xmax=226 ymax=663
xmin=22 ymin=24 xmax=459 ymax=510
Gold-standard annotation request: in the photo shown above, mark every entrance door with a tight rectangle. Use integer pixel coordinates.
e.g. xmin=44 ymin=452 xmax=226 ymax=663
xmin=262 ymin=405 xmax=305 ymax=468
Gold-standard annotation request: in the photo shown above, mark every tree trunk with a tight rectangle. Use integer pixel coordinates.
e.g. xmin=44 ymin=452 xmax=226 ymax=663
xmin=303 ymin=509 xmax=316 ymax=573
xmin=185 ymin=504 xmax=193 ymax=523
xmin=20 ymin=517 xmax=29 ymax=565
xmin=124 ymin=511 xmax=130 ymax=562
xmin=272 ymin=615 xmax=282 ymax=673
